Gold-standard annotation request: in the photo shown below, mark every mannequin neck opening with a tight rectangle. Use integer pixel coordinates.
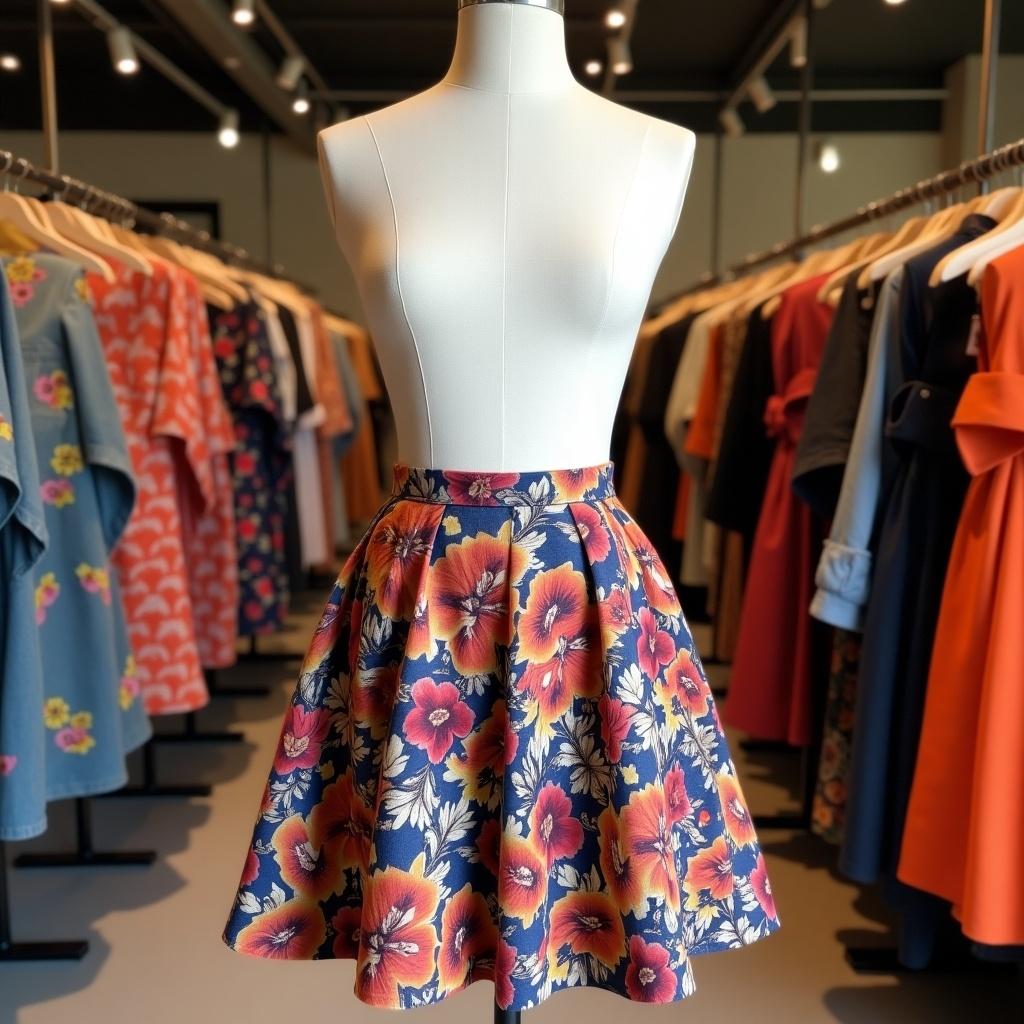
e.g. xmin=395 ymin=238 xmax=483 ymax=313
xmin=443 ymin=2 xmax=575 ymax=95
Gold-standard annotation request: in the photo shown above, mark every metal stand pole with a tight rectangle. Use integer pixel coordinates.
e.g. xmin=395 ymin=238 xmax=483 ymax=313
xmin=101 ymin=739 xmax=212 ymax=800
xmin=710 ymin=130 xmax=724 ymax=277
xmin=494 ymin=1007 xmax=521 ymax=1024
xmin=977 ymin=0 xmax=1002 ymax=191
xmin=37 ymin=0 xmax=59 ymax=172
xmin=14 ymin=798 xmax=155 ymax=869
xmin=0 ymin=841 xmax=88 ymax=962
xmin=793 ymin=0 xmax=815 ymax=241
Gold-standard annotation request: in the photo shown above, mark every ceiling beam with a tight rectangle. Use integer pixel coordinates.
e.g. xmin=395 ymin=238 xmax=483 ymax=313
xmin=153 ymin=0 xmax=316 ymax=153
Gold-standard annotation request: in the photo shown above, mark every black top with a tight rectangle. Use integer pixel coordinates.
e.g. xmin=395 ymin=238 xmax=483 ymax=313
xmin=275 ymin=302 xmax=315 ymax=418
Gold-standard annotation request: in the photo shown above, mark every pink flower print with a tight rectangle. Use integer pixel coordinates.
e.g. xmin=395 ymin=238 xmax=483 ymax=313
xmin=9 ymin=281 xmax=34 ymax=308
xmin=636 ymin=606 xmax=674 ymax=679
xmin=0 ymin=755 xmax=16 ymax=777
xmin=54 ymin=726 xmax=96 ymax=756
xmin=33 ymin=374 xmax=57 ymax=405
xmin=40 ymin=479 xmax=75 ymax=509
xmin=76 ymin=563 xmax=112 ymax=605
xmin=32 ymin=370 xmax=74 ymax=411
xmin=35 ymin=572 xmax=60 ymax=625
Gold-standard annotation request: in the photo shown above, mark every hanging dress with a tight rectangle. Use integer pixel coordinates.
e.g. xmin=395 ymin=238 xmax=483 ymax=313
xmin=223 ymin=463 xmax=780 ymax=1010
xmin=3 ymin=254 xmax=150 ymax=811
xmin=724 ymin=275 xmax=833 ymax=746
xmin=898 ymin=243 xmax=1024 ymax=947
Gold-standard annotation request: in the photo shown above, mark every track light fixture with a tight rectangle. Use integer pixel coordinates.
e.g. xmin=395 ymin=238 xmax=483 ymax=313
xmin=231 ymin=0 xmax=256 ymax=27
xmin=719 ymin=107 xmax=744 ymax=139
xmin=790 ymin=16 xmax=807 ymax=68
xmin=107 ymin=25 xmax=139 ymax=75
xmin=218 ymin=109 xmax=240 ymax=148
xmin=584 ymin=59 xmax=603 ymax=77
xmin=0 ymin=54 xmax=21 ymax=72
xmin=276 ymin=53 xmax=306 ymax=91
xmin=291 ymin=81 xmax=310 ymax=115
xmin=609 ymin=37 xmax=633 ymax=76
xmin=816 ymin=141 xmax=840 ymax=173
xmin=748 ymin=76 xmax=776 ymax=114
xmin=605 ymin=8 xmax=627 ymax=29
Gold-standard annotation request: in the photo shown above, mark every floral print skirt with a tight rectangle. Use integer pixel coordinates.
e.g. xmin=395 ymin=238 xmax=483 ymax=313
xmin=222 ymin=463 xmax=779 ymax=1010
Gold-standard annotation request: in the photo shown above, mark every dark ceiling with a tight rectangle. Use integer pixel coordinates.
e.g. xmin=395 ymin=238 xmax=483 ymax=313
xmin=2 ymin=0 xmax=1022 ymax=137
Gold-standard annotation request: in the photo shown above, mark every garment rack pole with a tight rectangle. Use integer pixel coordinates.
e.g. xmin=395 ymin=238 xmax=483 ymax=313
xmin=793 ymin=0 xmax=815 ymax=240
xmin=37 ymin=0 xmax=59 ymax=173
xmin=977 ymin=0 xmax=1002 ymax=187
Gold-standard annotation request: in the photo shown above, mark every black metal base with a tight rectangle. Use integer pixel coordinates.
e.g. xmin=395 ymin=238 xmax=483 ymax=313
xmin=494 ymin=1007 xmax=521 ymax=1024
xmin=753 ymin=812 xmax=810 ymax=830
xmin=15 ymin=849 xmax=155 ymax=869
xmin=106 ymin=782 xmax=212 ymax=799
xmin=206 ymin=666 xmax=273 ymax=701
xmin=0 ymin=939 xmax=89 ymax=961
xmin=740 ymin=738 xmax=796 ymax=754
xmin=150 ymin=711 xmax=244 ymax=746
xmin=845 ymin=947 xmax=910 ymax=973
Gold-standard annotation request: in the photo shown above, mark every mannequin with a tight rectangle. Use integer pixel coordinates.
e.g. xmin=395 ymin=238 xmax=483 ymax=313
xmin=317 ymin=0 xmax=696 ymax=473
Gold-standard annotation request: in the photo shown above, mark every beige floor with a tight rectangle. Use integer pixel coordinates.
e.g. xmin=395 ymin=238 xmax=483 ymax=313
xmin=2 ymin=604 xmax=1020 ymax=1024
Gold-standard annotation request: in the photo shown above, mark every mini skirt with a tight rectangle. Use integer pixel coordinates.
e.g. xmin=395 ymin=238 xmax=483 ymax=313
xmin=223 ymin=463 xmax=780 ymax=1010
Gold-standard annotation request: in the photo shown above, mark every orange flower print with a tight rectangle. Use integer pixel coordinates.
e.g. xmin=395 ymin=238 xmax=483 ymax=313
xmin=437 ymin=883 xmax=498 ymax=995
xmin=657 ymin=648 xmax=710 ymax=725
xmin=625 ymin=935 xmax=678 ymax=1003
xmin=664 ymin=764 xmax=691 ymax=825
xmin=445 ymin=471 xmax=521 ymax=505
xmin=428 ymin=528 xmax=510 ymax=676
xmin=405 ymin=595 xmax=434 ymax=661
xmin=234 ymin=899 xmax=326 ymax=959
xmin=356 ymin=857 xmax=440 ymax=1006
xmin=622 ymin=784 xmax=680 ymax=912
xmin=476 ymin=817 xmax=502 ymax=878
xmin=309 ymin=774 xmax=375 ymax=872
xmin=516 ymin=636 xmax=598 ymax=734
xmin=240 ymin=849 xmax=260 ymax=887
xmin=551 ymin=467 xmax=601 ymax=502
xmin=366 ymin=503 xmax=441 ymax=618
xmin=331 ymin=906 xmax=363 ymax=959
xmin=637 ymin=607 xmax=674 ymax=679
xmin=598 ymin=694 xmax=633 ymax=764
xmin=548 ymin=891 xmax=626 ymax=969
xmin=301 ymin=599 xmax=342 ymax=678
xmin=683 ymin=835 xmax=734 ymax=909
xmin=351 ymin=664 xmax=399 ymax=735
xmin=517 ymin=563 xmax=588 ymax=664
xmin=717 ymin=770 xmax=757 ymax=848
xmin=597 ymin=585 xmax=633 ymax=646
xmin=572 ymin=503 xmax=612 ymax=563
xmin=529 ymin=783 xmax=584 ymax=869
xmin=498 ymin=834 xmax=546 ymax=927
xmin=631 ymin=540 xmax=681 ymax=616
xmin=273 ymin=705 xmax=331 ymax=776
xmin=598 ymin=807 xmax=645 ymax=916
xmin=271 ymin=815 xmax=340 ymax=902
xmin=494 ymin=937 xmax=517 ymax=1009
xmin=406 ymin=678 xmax=474 ymax=764
xmin=446 ymin=700 xmax=516 ymax=809
xmin=749 ymin=853 xmax=777 ymax=920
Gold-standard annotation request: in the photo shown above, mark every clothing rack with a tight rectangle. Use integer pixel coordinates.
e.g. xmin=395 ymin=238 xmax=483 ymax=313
xmin=660 ymin=135 xmax=1024 ymax=308
xmin=0 ymin=148 xmax=312 ymax=296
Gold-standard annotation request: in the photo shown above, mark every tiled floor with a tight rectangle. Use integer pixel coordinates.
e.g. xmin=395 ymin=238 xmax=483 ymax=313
xmin=2 ymin=604 xmax=1020 ymax=1024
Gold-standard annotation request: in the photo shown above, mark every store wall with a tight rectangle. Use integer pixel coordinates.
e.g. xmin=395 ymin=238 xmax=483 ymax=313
xmin=0 ymin=124 xmax=972 ymax=315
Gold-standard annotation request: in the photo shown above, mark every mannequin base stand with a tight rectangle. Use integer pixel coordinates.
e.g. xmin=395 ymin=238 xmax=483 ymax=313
xmin=239 ymin=635 xmax=304 ymax=667
xmin=14 ymin=798 xmax=155 ymax=869
xmin=752 ymin=740 xmax=813 ymax=832
xmin=494 ymin=1006 xmax=521 ymax=1024
xmin=151 ymin=676 xmax=246 ymax=744
xmin=101 ymin=740 xmax=212 ymax=800
xmin=0 ymin=841 xmax=88 ymax=961
xmin=205 ymin=664 xmax=273 ymax=701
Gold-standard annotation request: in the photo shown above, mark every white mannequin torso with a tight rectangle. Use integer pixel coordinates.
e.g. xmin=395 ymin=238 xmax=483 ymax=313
xmin=317 ymin=1 xmax=695 ymax=471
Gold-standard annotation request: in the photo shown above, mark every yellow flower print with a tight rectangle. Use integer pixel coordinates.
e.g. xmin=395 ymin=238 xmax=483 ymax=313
xmin=70 ymin=711 xmax=93 ymax=730
xmin=35 ymin=572 xmax=60 ymax=625
xmin=50 ymin=443 xmax=84 ymax=477
xmin=55 ymin=727 xmax=96 ymax=756
xmin=76 ymin=563 xmax=112 ymax=604
xmin=621 ymin=764 xmax=639 ymax=785
xmin=33 ymin=370 xmax=74 ymax=411
xmin=40 ymin=479 xmax=75 ymax=508
xmin=44 ymin=697 xmax=71 ymax=730
xmin=74 ymin=276 xmax=91 ymax=305
xmin=442 ymin=514 xmax=461 ymax=536
xmin=119 ymin=654 xmax=140 ymax=711
xmin=5 ymin=256 xmax=38 ymax=284
xmin=0 ymin=415 xmax=12 ymax=442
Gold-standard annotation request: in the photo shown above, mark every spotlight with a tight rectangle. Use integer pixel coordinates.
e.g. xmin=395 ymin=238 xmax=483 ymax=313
xmin=231 ymin=0 xmax=256 ymax=27
xmin=0 ymin=54 xmax=21 ymax=73
xmin=107 ymin=26 xmax=139 ymax=76
xmin=609 ymin=37 xmax=633 ymax=76
xmin=816 ymin=141 xmax=840 ymax=173
xmin=218 ymin=109 xmax=240 ymax=148
xmin=748 ymin=76 xmax=776 ymax=114
xmin=884 ymin=0 xmax=908 ymax=5
xmin=277 ymin=54 xmax=305 ymax=91
xmin=48 ymin=0 xmax=72 ymax=4
xmin=790 ymin=17 xmax=807 ymax=68
xmin=605 ymin=9 xmax=627 ymax=29
xmin=585 ymin=59 xmax=603 ymax=77
xmin=292 ymin=81 xmax=310 ymax=115
xmin=719 ymin=107 xmax=744 ymax=139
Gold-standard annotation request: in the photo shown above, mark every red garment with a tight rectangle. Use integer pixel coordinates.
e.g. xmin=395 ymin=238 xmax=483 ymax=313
xmin=89 ymin=257 xmax=209 ymax=715
xmin=178 ymin=274 xmax=239 ymax=669
xmin=898 ymin=247 xmax=1024 ymax=945
xmin=724 ymin=275 xmax=833 ymax=746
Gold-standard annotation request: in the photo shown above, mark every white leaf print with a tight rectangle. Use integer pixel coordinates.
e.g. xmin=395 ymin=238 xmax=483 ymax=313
xmin=382 ymin=734 xmax=409 ymax=780
xmin=263 ymin=883 xmax=287 ymax=912
xmin=617 ymin=664 xmax=645 ymax=706
xmin=382 ymin=765 xmax=437 ymax=832
xmin=237 ymin=890 xmax=261 ymax=915
xmin=555 ymin=863 xmax=581 ymax=890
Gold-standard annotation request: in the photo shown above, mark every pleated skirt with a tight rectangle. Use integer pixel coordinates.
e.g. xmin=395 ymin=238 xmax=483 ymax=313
xmin=222 ymin=463 xmax=779 ymax=1010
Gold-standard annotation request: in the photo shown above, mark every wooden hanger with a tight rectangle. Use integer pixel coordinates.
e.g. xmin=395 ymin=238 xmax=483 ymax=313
xmin=139 ymin=235 xmax=239 ymax=309
xmin=47 ymin=201 xmax=154 ymax=276
xmin=817 ymin=221 xmax=920 ymax=304
xmin=929 ymin=186 xmax=1024 ymax=286
xmin=758 ymin=235 xmax=870 ymax=319
xmin=862 ymin=200 xmax=967 ymax=286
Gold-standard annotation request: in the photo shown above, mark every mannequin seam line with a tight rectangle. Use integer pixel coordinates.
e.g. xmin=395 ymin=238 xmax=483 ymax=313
xmin=364 ymin=115 xmax=434 ymax=464
xmin=499 ymin=9 xmax=515 ymax=465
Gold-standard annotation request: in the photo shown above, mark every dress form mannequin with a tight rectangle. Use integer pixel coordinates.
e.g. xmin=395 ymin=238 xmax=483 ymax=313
xmin=317 ymin=0 xmax=695 ymax=473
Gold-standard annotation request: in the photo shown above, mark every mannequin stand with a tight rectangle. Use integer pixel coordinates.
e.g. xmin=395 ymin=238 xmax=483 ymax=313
xmin=494 ymin=1006 xmax=520 ymax=1024
xmin=752 ymin=742 xmax=813 ymax=832
xmin=101 ymin=740 xmax=211 ymax=800
xmin=14 ymin=798 xmax=155 ymax=869
xmin=150 ymin=676 xmax=245 ymax=744
xmin=0 ymin=841 xmax=89 ymax=961
xmin=205 ymin=664 xmax=273 ymax=701
xmin=239 ymin=634 xmax=304 ymax=666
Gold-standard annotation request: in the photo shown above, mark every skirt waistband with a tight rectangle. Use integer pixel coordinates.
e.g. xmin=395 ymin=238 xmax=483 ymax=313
xmin=391 ymin=463 xmax=616 ymax=506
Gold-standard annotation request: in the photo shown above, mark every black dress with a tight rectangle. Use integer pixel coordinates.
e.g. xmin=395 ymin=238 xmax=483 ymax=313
xmin=839 ymin=214 xmax=995 ymax=967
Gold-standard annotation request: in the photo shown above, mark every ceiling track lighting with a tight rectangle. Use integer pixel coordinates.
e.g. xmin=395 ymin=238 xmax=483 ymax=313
xmin=748 ymin=75 xmax=776 ymax=114
xmin=276 ymin=53 xmax=306 ymax=91
xmin=291 ymin=81 xmax=310 ymax=115
xmin=0 ymin=53 xmax=21 ymax=72
xmin=218 ymin=108 xmax=240 ymax=148
xmin=584 ymin=59 xmax=603 ymax=77
xmin=790 ymin=16 xmax=807 ymax=68
xmin=605 ymin=9 xmax=627 ymax=29
xmin=884 ymin=0 xmax=908 ymax=6
xmin=719 ymin=107 xmax=744 ymax=139
xmin=107 ymin=24 xmax=139 ymax=75
xmin=608 ymin=37 xmax=633 ymax=76
xmin=815 ymin=140 xmax=841 ymax=173
xmin=231 ymin=0 xmax=256 ymax=27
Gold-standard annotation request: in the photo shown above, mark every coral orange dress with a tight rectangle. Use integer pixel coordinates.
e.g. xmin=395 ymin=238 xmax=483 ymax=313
xmin=898 ymin=245 xmax=1024 ymax=946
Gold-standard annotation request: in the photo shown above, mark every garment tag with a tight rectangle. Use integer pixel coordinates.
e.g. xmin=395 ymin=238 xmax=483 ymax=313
xmin=965 ymin=314 xmax=981 ymax=357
